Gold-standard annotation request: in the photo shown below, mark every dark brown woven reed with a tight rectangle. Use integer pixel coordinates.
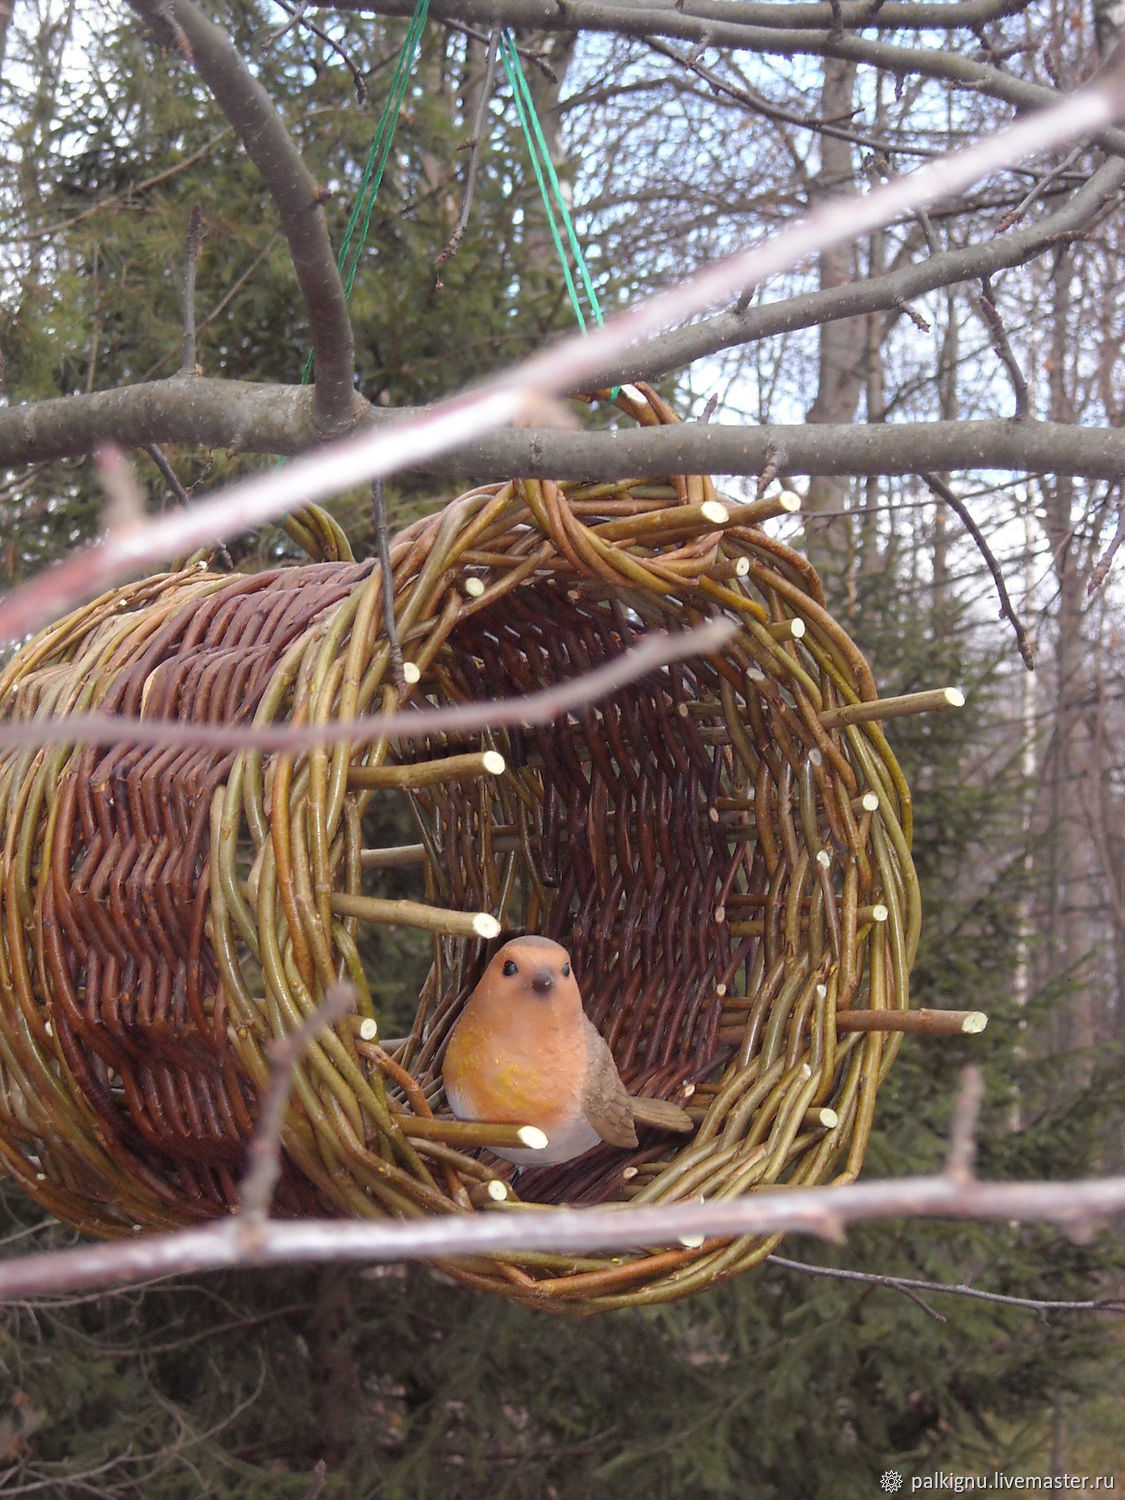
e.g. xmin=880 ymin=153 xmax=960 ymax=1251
xmin=0 ymin=385 xmax=919 ymax=1307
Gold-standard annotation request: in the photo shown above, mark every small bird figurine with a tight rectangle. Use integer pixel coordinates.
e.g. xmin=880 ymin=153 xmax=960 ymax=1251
xmin=442 ymin=935 xmax=694 ymax=1165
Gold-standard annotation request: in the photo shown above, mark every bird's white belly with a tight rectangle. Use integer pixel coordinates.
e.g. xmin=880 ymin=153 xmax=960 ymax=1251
xmin=495 ymin=1113 xmax=603 ymax=1166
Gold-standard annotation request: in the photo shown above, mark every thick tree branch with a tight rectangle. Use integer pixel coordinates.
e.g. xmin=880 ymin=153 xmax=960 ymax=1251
xmin=4 ymin=384 xmax=1125 ymax=484
xmin=340 ymin=2 xmax=1125 ymax=156
xmin=127 ymin=0 xmax=356 ymax=433
xmin=0 ymin=379 xmax=324 ymax=462
xmin=4 ymin=139 xmax=1120 ymax=472
xmin=337 ymin=0 xmax=1032 ymax=38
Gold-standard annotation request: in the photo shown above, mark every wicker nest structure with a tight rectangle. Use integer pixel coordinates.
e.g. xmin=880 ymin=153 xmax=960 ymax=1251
xmin=0 ymin=386 xmax=920 ymax=1308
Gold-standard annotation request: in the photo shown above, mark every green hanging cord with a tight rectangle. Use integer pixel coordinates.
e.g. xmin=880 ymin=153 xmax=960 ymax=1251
xmin=300 ymin=0 xmax=431 ymax=386
xmin=500 ymin=34 xmax=586 ymax=329
xmin=499 ymin=31 xmax=605 ymax=325
xmin=339 ymin=0 xmax=430 ymax=300
xmin=499 ymin=31 xmax=616 ymax=397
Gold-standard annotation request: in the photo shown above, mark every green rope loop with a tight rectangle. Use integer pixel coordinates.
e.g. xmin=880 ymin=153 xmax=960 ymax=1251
xmin=301 ymin=0 xmax=431 ymax=386
xmin=499 ymin=30 xmax=606 ymax=335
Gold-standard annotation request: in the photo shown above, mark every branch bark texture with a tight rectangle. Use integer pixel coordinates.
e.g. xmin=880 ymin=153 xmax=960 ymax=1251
xmin=128 ymin=0 xmax=357 ymax=432
xmin=3 ymin=388 xmax=1125 ymax=483
xmin=0 ymin=1170 xmax=1121 ymax=1301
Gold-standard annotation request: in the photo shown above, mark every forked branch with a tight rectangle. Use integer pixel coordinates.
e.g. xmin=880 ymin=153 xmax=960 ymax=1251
xmin=127 ymin=0 xmax=357 ymax=432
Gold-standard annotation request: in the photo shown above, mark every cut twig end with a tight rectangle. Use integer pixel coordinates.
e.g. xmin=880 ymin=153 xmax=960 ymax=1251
xmin=517 ymin=1126 xmax=549 ymax=1151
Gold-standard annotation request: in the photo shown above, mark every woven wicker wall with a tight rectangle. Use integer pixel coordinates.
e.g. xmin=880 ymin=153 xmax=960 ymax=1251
xmin=0 ymin=386 xmax=918 ymax=1307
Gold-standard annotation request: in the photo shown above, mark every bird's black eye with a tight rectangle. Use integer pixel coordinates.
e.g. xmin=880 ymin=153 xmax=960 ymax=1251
xmin=561 ymin=963 xmax=571 ymax=978
xmin=502 ymin=959 xmax=518 ymax=977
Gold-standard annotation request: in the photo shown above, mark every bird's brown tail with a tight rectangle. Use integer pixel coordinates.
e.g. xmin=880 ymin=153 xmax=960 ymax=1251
xmin=630 ymin=1097 xmax=694 ymax=1134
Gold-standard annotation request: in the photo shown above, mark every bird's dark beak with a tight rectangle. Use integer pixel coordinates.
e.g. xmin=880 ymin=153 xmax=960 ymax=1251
xmin=531 ymin=968 xmax=554 ymax=995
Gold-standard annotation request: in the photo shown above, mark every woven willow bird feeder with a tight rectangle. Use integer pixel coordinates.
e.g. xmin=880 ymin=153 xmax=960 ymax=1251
xmin=0 ymin=385 xmax=948 ymax=1309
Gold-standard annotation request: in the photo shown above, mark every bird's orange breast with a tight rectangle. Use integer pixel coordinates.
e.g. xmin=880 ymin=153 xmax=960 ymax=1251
xmin=443 ymin=1004 xmax=588 ymax=1131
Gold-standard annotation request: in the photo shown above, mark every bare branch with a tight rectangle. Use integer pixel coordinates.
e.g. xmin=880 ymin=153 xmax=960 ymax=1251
xmin=238 ymin=985 xmax=356 ymax=1233
xmin=922 ymin=473 xmax=1036 ymax=669
xmin=436 ymin=29 xmax=501 ymax=270
xmin=332 ymin=2 xmax=1125 ymax=161
xmin=768 ymin=1255 xmax=1125 ymax=1315
xmin=270 ymin=0 xmax=368 ymax=103
xmin=10 ymin=379 xmax=1125 ymax=490
xmin=0 ymin=56 xmax=1120 ymax=640
xmin=972 ymin=275 xmax=1029 ymax=421
xmin=333 ymin=0 xmax=1037 ymax=40
xmin=0 ymin=1170 xmax=1122 ymax=1302
xmin=646 ymin=36 xmax=906 ymax=154
xmin=995 ymin=144 xmax=1086 ymax=231
xmin=6 ymin=385 xmax=1125 ymax=490
xmin=1088 ymin=504 xmax=1125 ymax=596
xmin=143 ymin=443 xmax=191 ymax=507
xmin=16 ymin=128 xmax=233 ymax=244
xmin=0 ymin=378 xmax=318 ymax=464
xmin=0 ymin=619 xmax=737 ymax=753
xmin=127 ymin=0 xmax=357 ymax=432
xmin=179 ymin=204 xmax=205 ymax=377
xmin=586 ymin=156 xmax=1125 ymax=386
xmin=372 ymin=478 xmax=406 ymax=690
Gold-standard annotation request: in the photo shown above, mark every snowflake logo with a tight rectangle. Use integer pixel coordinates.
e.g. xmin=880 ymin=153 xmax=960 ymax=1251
xmin=880 ymin=1472 xmax=903 ymax=1495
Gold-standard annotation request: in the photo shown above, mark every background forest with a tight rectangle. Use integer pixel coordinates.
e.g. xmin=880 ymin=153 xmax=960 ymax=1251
xmin=0 ymin=0 xmax=1123 ymax=1494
